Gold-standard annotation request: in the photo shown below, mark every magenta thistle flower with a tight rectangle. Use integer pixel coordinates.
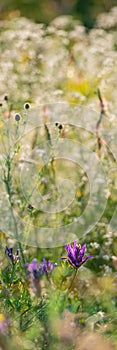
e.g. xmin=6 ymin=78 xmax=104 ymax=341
xmin=60 ymin=242 xmax=93 ymax=269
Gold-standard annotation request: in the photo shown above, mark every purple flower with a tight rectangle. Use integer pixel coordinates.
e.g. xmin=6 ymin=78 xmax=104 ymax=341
xmin=25 ymin=258 xmax=56 ymax=296
xmin=5 ymin=246 xmax=20 ymax=264
xmin=43 ymin=258 xmax=57 ymax=279
xmin=60 ymin=242 xmax=93 ymax=269
xmin=25 ymin=258 xmax=56 ymax=280
xmin=24 ymin=258 xmax=44 ymax=297
xmin=25 ymin=258 xmax=44 ymax=279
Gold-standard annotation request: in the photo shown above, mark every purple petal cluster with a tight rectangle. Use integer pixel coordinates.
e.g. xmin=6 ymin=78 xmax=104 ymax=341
xmin=25 ymin=258 xmax=56 ymax=280
xmin=24 ymin=258 xmax=56 ymax=297
xmin=5 ymin=246 xmax=20 ymax=264
xmin=25 ymin=258 xmax=44 ymax=280
xmin=43 ymin=258 xmax=57 ymax=277
xmin=60 ymin=242 xmax=93 ymax=269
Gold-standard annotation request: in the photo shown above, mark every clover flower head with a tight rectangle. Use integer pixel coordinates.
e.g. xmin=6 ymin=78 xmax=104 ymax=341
xmin=5 ymin=246 xmax=20 ymax=264
xmin=60 ymin=241 xmax=93 ymax=269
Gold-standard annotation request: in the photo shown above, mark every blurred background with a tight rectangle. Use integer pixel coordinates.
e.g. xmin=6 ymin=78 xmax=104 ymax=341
xmin=0 ymin=0 xmax=117 ymax=28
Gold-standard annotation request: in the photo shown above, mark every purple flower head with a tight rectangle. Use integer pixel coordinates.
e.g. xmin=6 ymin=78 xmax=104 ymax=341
xmin=5 ymin=246 xmax=20 ymax=264
xmin=24 ymin=258 xmax=44 ymax=297
xmin=60 ymin=242 xmax=93 ymax=269
xmin=43 ymin=258 xmax=57 ymax=278
xmin=24 ymin=258 xmax=44 ymax=280
xmin=25 ymin=258 xmax=57 ymax=296
xmin=25 ymin=258 xmax=57 ymax=281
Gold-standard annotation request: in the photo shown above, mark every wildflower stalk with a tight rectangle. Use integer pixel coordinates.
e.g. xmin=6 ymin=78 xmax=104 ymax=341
xmin=96 ymin=88 xmax=105 ymax=156
xmin=96 ymin=88 xmax=104 ymax=129
xmin=3 ymin=107 xmax=25 ymax=263
xmin=67 ymin=268 xmax=77 ymax=292
xmin=10 ymin=263 xmax=16 ymax=284
xmin=44 ymin=123 xmax=52 ymax=147
xmin=44 ymin=123 xmax=59 ymax=202
xmin=44 ymin=123 xmax=56 ymax=181
xmin=41 ymin=318 xmax=50 ymax=350
xmin=60 ymin=269 xmax=78 ymax=305
xmin=96 ymin=88 xmax=116 ymax=162
xmin=39 ymin=299 xmax=51 ymax=350
xmin=4 ymin=168 xmax=25 ymax=263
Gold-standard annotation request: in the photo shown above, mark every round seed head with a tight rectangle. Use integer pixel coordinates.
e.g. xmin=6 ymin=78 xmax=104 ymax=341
xmin=59 ymin=124 xmax=63 ymax=130
xmin=15 ymin=113 xmax=21 ymax=122
xmin=4 ymin=95 xmax=8 ymax=101
xmin=55 ymin=122 xmax=59 ymax=126
xmin=24 ymin=102 xmax=30 ymax=110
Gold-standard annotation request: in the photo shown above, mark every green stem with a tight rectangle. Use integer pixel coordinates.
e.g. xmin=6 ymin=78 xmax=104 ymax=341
xmin=9 ymin=202 xmax=25 ymax=264
xmin=67 ymin=269 xmax=78 ymax=293
xmin=4 ymin=116 xmax=25 ymax=263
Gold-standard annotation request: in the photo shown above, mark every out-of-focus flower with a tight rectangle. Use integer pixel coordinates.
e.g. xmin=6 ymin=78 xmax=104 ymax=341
xmin=25 ymin=258 xmax=56 ymax=297
xmin=43 ymin=258 xmax=57 ymax=279
xmin=5 ymin=246 xmax=20 ymax=264
xmin=24 ymin=258 xmax=43 ymax=297
xmin=0 ymin=314 xmax=10 ymax=335
xmin=25 ymin=258 xmax=44 ymax=279
xmin=60 ymin=242 xmax=93 ymax=269
xmin=25 ymin=258 xmax=56 ymax=280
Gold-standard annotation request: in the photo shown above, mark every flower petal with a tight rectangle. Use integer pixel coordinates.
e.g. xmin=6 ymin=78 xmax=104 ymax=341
xmin=73 ymin=241 xmax=80 ymax=260
xmin=32 ymin=258 xmax=38 ymax=270
xmin=80 ymin=255 xmax=94 ymax=266
xmin=80 ymin=243 xmax=87 ymax=258
xmin=65 ymin=243 xmax=76 ymax=261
